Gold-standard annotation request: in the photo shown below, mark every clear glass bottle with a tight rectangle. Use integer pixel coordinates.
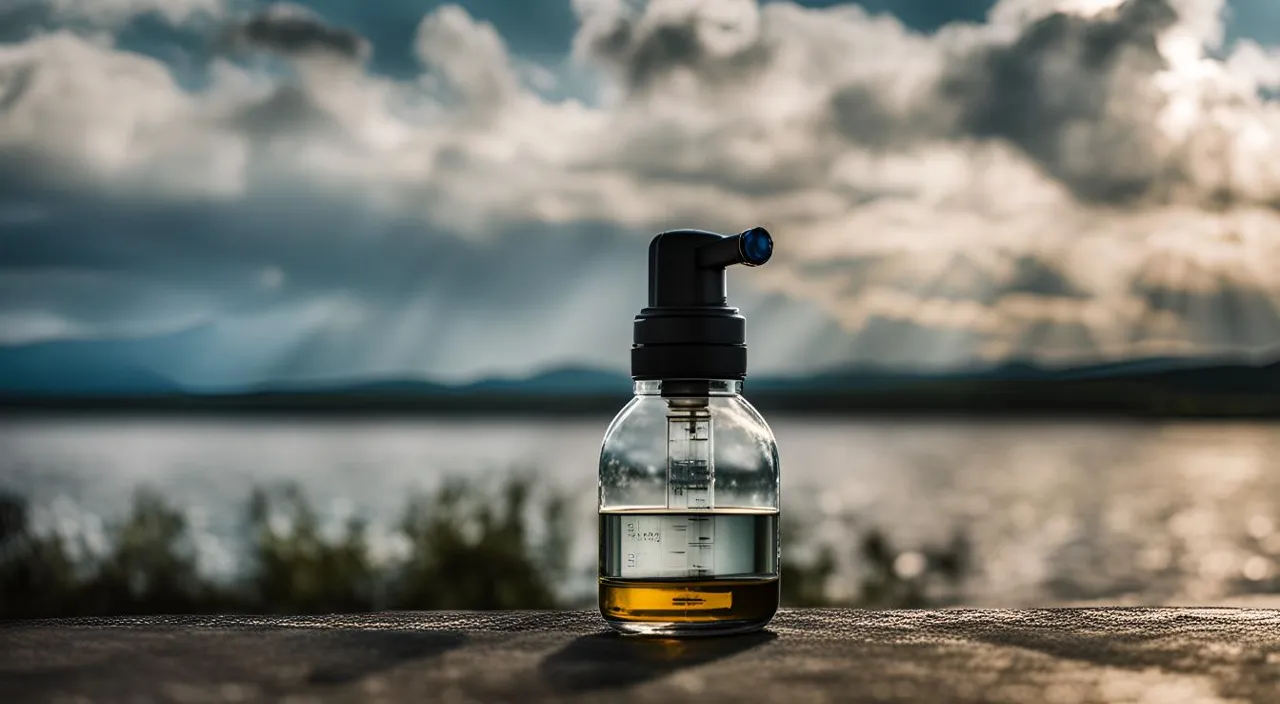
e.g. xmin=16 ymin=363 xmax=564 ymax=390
xmin=598 ymin=378 xmax=780 ymax=636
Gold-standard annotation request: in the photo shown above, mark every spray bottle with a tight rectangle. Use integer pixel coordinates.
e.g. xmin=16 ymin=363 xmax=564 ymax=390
xmin=597 ymin=227 xmax=781 ymax=636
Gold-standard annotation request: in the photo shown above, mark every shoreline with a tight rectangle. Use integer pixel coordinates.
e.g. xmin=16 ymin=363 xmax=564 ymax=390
xmin=3 ymin=392 xmax=1280 ymax=419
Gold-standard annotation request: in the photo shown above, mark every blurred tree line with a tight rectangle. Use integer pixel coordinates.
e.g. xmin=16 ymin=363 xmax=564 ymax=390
xmin=0 ymin=477 xmax=969 ymax=619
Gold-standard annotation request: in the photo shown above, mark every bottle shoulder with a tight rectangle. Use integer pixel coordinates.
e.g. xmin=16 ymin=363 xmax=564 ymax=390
xmin=604 ymin=394 xmax=774 ymax=435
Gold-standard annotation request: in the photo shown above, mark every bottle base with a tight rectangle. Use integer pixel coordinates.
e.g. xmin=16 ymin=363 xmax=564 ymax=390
xmin=598 ymin=577 xmax=778 ymax=637
xmin=602 ymin=617 xmax=773 ymax=637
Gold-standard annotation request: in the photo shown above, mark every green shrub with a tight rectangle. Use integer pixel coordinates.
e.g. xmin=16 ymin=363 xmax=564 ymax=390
xmin=0 ymin=477 xmax=973 ymax=618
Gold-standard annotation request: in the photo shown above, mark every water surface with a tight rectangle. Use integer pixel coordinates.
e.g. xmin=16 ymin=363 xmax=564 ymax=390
xmin=2 ymin=416 xmax=1278 ymax=606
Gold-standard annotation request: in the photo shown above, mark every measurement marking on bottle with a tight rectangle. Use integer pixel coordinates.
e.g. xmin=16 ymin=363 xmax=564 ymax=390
xmin=609 ymin=513 xmax=774 ymax=579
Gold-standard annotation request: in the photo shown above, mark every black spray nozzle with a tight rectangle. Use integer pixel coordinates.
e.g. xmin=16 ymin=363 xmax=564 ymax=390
xmin=632 ymin=227 xmax=774 ymax=381
xmin=646 ymin=227 xmax=773 ymax=308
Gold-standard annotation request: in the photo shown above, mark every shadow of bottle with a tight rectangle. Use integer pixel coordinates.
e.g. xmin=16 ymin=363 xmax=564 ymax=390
xmin=538 ymin=630 xmax=777 ymax=694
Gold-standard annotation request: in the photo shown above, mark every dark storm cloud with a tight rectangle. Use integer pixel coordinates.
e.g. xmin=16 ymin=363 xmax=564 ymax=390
xmin=229 ymin=85 xmax=345 ymax=144
xmin=575 ymin=0 xmax=1278 ymax=217
xmin=582 ymin=4 xmax=773 ymax=92
xmin=0 ymin=171 xmax=473 ymax=304
xmin=820 ymin=0 xmax=1238 ymax=209
xmin=1017 ymin=319 xmax=1101 ymax=358
xmin=893 ymin=254 xmax=1000 ymax=302
xmin=805 ymin=250 xmax=1090 ymax=311
xmin=846 ymin=314 xmax=987 ymax=366
xmin=0 ymin=64 xmax=36 ymax=113
xmin=224 ymin=3 xmax=370 ymax=61
xmin=940 ymin=0 xmax=1178 ymax=205
xmin=800 ymin=254 xmax=889 ymax=281
xmin=828 ymin=85 xmax=904 ymax=147
xmin=1129 ymin=262 xmax=1280 ymax=349
xmin=828 ymin=82 xmax=955 ymax=149
xmin=1005 ymin=256 xmax=1091 ymax=299
xmin=1130 ymin=280 xmax=1280 ymax=350
xmin=0 ymin=174 xmax=652 ymax=382
xmin=814 ymin=253 xmax=1087 ymax=302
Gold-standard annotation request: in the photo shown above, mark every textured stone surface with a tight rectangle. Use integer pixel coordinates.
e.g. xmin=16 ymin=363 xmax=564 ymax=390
xmin=3 ymin=609 xmax=1280 ymax=703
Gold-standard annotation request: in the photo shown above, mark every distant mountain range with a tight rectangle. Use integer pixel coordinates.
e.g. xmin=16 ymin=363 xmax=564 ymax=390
xmin=2 ymin=335 xmax=1280 ymax=417
xmin=0 ymin=336 xmax=183 ymax=397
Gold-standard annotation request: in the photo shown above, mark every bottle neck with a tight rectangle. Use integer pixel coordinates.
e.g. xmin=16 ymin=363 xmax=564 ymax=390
xmin=633 ymin=379 xmax=743 ymax=397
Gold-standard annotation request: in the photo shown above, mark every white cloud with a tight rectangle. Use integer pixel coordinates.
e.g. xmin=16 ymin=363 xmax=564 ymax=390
xmin=0 ymin=32 xmax=248 ymax=199
xmin=415 ymin=5 xmax=519 ymax=114
xmin=44 ymin=0 xmax=229 ymax=27
xmin=1225 ymin=39 xmax=1280 ymax=89
xmin=2 ymin=0 xmax=1280 ymax=378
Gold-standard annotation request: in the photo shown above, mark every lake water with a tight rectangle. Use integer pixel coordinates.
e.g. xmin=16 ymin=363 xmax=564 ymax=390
xmin=2 ymin=415 xmax=1279 ymax=607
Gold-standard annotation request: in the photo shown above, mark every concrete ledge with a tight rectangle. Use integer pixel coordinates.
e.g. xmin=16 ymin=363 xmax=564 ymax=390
xmin=3 ymin=608 xmax=1279 ymax=703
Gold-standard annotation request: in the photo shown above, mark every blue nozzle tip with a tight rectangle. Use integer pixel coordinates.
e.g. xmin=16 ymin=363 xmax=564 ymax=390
xmin=739 ymin=227 xmax=773 ymax=266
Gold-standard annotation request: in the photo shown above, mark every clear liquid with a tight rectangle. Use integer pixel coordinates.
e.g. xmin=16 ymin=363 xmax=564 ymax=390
xmin=598 ymin=509 xmax=779 ymax=636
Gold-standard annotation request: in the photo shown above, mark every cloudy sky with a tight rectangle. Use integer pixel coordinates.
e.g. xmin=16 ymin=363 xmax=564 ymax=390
xmin=1 ymin=0 xmax=1279 ymax=389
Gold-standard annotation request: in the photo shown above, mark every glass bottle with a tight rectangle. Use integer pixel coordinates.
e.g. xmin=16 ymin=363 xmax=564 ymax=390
xmin=597 ymin=227 xmax=780 ymax=636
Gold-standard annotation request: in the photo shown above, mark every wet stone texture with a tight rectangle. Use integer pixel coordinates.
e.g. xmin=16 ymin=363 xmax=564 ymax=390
xmin=2 ymin=609 xmax=1280 ymax=703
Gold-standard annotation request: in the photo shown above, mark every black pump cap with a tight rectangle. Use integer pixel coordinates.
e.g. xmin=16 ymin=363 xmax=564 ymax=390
xmin=631 ymin=227 xmax=774 ymax=380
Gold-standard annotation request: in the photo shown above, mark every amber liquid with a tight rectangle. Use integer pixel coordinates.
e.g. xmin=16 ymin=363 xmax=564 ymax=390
xmin=598 ymin=510 xmax=779 ymax=635
xmin=599 ymin=577 xmax=779 ymax=628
